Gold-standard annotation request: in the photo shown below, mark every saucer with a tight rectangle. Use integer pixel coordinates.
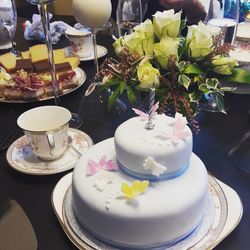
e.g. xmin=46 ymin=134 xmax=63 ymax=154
xmin=0 ymin=42 xmax=12 ymax=50
xmin=236 ymin=22 xmax=250 ymax=41
xmin=79 ymin=45 xmax=108 ymax=61
xmin=51 ymin=172 xmax=242 ymax=250
xmin=229 ymin=40 xmax=250 ymax=66
xmin=66 ymin=45 xmax=108 ymax=62
xmin=6 ymin=128 xmax=93 ymax=175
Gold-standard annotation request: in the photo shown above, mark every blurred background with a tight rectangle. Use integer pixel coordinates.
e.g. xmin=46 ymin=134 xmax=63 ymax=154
xmin=15 ymin=0 xmax=250 ymax=20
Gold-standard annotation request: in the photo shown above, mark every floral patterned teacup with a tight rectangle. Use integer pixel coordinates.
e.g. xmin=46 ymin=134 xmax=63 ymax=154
xmin=17 ymin=106 xmax=71 ymax=161
xmin=65 ymin=28 xmax=93 ymax=58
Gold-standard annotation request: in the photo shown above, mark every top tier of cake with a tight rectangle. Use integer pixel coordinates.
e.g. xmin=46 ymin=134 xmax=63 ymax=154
xmin=114 ymin=113 xmax=192 ymax=180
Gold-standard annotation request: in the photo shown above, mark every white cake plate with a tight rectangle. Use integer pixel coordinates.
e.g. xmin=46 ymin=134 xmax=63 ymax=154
xmin=51 ymin=172 xmax=243 ymax=250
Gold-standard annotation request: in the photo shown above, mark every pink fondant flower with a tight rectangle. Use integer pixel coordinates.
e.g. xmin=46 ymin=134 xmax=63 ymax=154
xmin=132 ymin=101 xmax=159 ymax=120
xmin=86 ymin=155 xmax=118 ymax=176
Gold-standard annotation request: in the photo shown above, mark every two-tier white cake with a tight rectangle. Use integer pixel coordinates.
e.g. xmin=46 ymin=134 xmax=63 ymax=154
xmin=71 ymin=113 xmax=208 ymax=249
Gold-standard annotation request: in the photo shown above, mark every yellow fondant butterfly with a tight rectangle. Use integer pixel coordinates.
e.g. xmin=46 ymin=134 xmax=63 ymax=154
xmin=121 ymin=180 xmax=149 ymax=199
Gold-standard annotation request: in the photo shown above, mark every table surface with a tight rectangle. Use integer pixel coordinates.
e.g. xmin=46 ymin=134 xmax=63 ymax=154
xmin=1 ymin=13 xmax=250 ymax=250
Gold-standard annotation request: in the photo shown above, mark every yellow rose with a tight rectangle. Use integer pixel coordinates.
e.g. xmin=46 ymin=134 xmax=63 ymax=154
xmin=153 ymin=36 xmax=179 ymax=70
xmin=137 ymin=61 xmax=160 ymax=89
xmin=186 ymin=22 xmax=213 ymax=60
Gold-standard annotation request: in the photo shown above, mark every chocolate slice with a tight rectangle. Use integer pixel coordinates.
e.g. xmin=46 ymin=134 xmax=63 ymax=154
xmin=33 ymin=60 xmax=49 ymax=73
xmin=55 ymin=62 xmax=72 ymax=72
xmin=34 ymin=61 xmax=72 ymax=73
xmin=16 ymin=59 xmax=33 ymax=72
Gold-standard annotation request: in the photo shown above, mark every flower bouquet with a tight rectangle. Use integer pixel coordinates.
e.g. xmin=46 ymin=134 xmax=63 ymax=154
xmin=95 ymin=10 xmax=250 ymax=130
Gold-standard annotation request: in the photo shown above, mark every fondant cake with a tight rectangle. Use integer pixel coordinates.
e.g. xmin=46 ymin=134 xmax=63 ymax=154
xmin=71 ymin=113 xmax=208 ymax=249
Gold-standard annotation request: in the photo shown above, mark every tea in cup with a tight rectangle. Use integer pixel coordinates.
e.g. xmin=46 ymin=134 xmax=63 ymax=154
xmin=17 ymin=106 xmax=71 ymax=161
xmin=65 ymin=28 xmax=94 ymax=58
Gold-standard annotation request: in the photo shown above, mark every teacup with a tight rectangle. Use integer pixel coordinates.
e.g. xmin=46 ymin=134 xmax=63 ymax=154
xmin=17 ymin=106 xmax=72 ymax=161
xmin=65 ymin=28 xmax=94 ymax=58
xmin=0 ymin=24 xmax=11 ymax=49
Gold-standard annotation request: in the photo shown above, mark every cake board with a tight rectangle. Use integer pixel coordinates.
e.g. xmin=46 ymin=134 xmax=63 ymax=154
xmin=51 ymin=172 xmax=243 ymax=250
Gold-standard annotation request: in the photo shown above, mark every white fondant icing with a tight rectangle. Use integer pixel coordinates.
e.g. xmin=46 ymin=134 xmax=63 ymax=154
xmin=114 ymin=114 xmax=192 ymax=176
xmin=143 ymin=156 xmax=167 ymax=176
xmin=72 ymin=138 xmax=208 ymax=249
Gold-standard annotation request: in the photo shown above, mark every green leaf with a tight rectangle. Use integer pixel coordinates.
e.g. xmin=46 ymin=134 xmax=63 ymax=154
xmin=178 ymin=61 xmax=187 ymax=73
xmin=218 ymin=68 xmax=250 ymax=84
xmin=127 ymin=86 xmax=137 ymax=105
xmin=103 ymin=77 xmax=121 ymax=88
xmin=119 ymin=81 xmax=126 ymax=95
xmin=193 ymin=75 xmax=201 ymax=82
xmin=183 ymin=64 xmax=203 ymax=75
xmin=108 ymin=87 xmax=120 ymax=111
xmin=189 ymin=92 xmax=202 ymax=102
xmin=215 ymin=94 xmax=226 ymax=114
xmin=179 ymin=20 xmax=186 ymax=34
xmin=178 ymin=74 xmax=191 ymax=90
xmin=220 ymin=86 xmax=237 ymax=92
xmin=178 ymin=38 xmax=186 ymax=60
xmin=199 ymin=83 xmax=213 ymax=94
xmin=205 ymin=78 xmax=219 ymax=89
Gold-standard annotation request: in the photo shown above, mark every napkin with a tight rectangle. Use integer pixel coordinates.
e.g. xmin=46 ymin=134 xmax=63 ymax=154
xmin=23 ymin=13 xmax=72 ymax=44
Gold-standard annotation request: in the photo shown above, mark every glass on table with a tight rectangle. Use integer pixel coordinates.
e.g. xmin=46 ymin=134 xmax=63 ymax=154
xmin=116 ymin=0 xmax=143 ymax=37
xmin=0 ymin=0 xmax=20 ymax=56
xmin=72 ymin=0 xmax=112 ymax=73
xmin=199 ymin=0 xmax=239 ymax=113
xmin=206 ymin=0 xmax=240 ymax=44
xmin=72 ymin=0 xmax=127 ymax=119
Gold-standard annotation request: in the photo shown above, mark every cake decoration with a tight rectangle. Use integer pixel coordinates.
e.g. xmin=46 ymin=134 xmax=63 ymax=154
xmin=171 ymin=113 xmax=191 ymax=144
xmin=105 ymin=191 xmax=120 ymax=210
xmin=143 ymin=156 xmax=167 ymax=176
xmin=121 ymin=180 xmax=149 ymax=199
xmin=145 ymin=86 xmax=156 ymax=130
xmin=132 ymin=101 xmax=159 ymax=121
xmin=93 ymin=171 xmax=114 ymax=191
xmin=86 ymin=155 xmax=118 ymax=176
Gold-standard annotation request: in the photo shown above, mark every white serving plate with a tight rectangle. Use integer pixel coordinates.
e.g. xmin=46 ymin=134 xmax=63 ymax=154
xmin=52 ymin=172 xmax=242 ymax=250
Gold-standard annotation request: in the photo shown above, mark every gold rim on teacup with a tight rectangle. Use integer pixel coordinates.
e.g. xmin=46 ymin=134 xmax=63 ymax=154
xmin=65 ymin=28 xmax=92 ymax=38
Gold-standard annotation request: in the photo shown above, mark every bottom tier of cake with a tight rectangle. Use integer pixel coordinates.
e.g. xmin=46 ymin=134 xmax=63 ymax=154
xmin=72 ymin=138 xmax=208 ymax=249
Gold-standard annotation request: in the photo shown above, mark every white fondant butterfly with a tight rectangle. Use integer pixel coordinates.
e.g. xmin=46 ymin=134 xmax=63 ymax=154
xmin=132 ymin=102 xmax=159 ymax=120
xmin=94 ymin=172 xmax=114 ymax=191
xmin=143 ymin=157 xmax=167 ymax=176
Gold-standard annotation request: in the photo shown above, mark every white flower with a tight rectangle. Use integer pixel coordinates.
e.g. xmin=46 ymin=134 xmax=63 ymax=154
xmin=186 ymin=21 xmax=214 ymax=60
xmin=153 ymin=9 xmax=182 ymax=39
xmin=153 ymin=36 xmax=179 ymax=70
xmin=137 ymin=61 xmax=160 ymax=89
